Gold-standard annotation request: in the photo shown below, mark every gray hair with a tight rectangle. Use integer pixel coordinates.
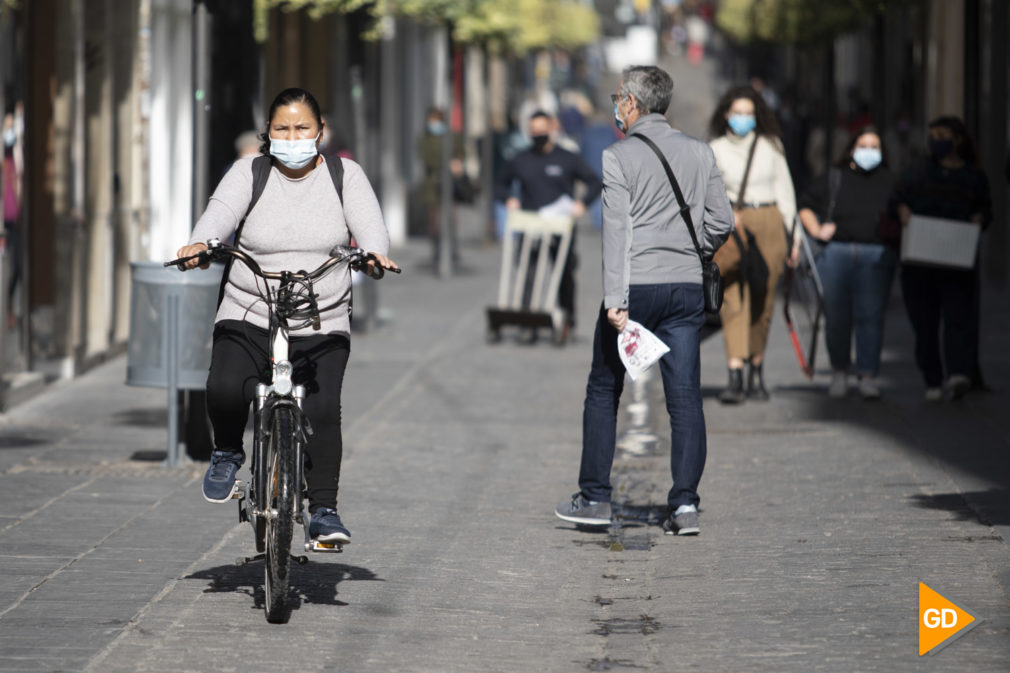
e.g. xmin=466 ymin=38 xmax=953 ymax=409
xmin=620 ymin=66 xmax=674 ymax=116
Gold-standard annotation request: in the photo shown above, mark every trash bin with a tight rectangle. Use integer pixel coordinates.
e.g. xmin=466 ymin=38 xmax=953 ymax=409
xmin=126 ymin=261 xmax=223 ymax=466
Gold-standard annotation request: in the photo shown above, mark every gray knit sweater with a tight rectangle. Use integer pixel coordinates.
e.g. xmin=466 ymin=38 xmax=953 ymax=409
xmin=189 ymin=155 xmax=389 ymax=337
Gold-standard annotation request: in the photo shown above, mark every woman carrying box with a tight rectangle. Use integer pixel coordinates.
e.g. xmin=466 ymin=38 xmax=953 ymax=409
xmin=891 ymin=116 xmax=990 ymax=401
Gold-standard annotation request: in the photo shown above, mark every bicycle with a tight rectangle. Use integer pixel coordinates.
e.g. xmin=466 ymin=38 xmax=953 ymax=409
xmin=166 ymin=238 xmax=400 ymax=623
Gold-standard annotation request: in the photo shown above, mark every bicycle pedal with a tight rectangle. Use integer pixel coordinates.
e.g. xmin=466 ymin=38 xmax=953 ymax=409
xmin=306 ymin=540 xmax=344 ymax=553
xmin=231 ymin=481 xmax=244 ymax=499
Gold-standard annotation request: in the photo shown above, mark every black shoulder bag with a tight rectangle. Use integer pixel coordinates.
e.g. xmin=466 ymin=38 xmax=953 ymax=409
xmin=631 ymin=133 xmax=724 ymax=313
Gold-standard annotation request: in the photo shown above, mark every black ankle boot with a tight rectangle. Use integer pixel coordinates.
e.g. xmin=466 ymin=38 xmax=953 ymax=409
xmin=747 ymin=361 xmax=770 ymax=401
xmin=718 ymin=368 xmax=746 ymax=404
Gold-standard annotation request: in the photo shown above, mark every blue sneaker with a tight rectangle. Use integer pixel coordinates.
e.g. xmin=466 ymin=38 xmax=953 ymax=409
xmin=309 ymin=507 xmax=351 ymax=545
xmin=202 ymin=450 xmax=243 ymax=503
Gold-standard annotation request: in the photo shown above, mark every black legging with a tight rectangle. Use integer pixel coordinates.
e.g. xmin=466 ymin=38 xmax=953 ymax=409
xmin=205 ymin=320 xmax=350 ymax=513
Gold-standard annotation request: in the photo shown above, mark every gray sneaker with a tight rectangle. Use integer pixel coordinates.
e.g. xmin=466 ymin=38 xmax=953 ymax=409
xmin=202 ymin=450 xmax=243 ymax=503
xmin=555 ymin=493 xmax=612 ymax=526
xmin=662 ymin=510 xmax=700 ymax=536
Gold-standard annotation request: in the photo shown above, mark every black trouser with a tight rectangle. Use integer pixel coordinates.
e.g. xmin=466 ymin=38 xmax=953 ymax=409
xmin=205 ymin=320 xmax=350 ymax=513
xmin=900 ymin=265 xmax=975 ymax=387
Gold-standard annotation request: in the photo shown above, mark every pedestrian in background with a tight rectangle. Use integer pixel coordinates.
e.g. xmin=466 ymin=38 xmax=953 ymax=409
xmin=2 ymin=111 xmax=22 ymax=328
xmin=891 ymin=116 xmax=991 ymax=401
xmin=496 ymin=110 xmax=602 ymax=340
xmin=555 ymin=66 xmax=733 ymax=536
xmin=708 ymin=85 xmax=798 ymax=403
xmin=417 ymin=107 xmax=465 ymax=270
xmin=797 ymin=126 xmax=897 ymax=399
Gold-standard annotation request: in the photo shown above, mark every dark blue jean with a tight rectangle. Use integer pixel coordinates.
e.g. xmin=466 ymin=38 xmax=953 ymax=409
xmin=815 ymin=242 xmax=897 ymax=376
xmin=578 ymin=283 xmax=707 ymax=510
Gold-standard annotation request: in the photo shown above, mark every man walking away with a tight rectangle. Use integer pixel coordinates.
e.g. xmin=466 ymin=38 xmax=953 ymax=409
xmin=555 ymin=66 xmax=734 ymax=535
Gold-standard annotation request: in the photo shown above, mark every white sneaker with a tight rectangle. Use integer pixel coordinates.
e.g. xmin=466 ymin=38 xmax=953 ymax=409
xmin=925 ymin=387 xmax=943 ymax=402
xmin=857 ymin=377 xmax=881 ymax=400
xmin=828 ymin=371 xmax=847 ymax=398
xmin=945 ymin=374 xmax=971 ymax=400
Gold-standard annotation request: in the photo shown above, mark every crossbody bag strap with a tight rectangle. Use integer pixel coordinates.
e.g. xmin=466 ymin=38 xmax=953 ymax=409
xmin=825 ymin=167 xmax=841 ymax=223
xmin=734 ymin=135 xmax=759 ymax=210
xmin=630 ymin=133 xmax=706 ymax=265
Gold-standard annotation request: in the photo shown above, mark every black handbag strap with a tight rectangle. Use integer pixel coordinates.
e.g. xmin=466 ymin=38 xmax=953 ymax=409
xmin=825 ymin=167 xmax=841 ymax=223
xmin=734 ymin=136 xmax=759 ymax=210
xmin=631 ymin=133 xmax=707 ymax=265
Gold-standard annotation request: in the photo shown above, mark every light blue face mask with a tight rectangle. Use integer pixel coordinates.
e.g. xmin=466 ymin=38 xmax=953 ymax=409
xmin=728 ymin=114 xmax=756 ymax=137
xmin=269 ymin=133 xmax=320 ymax=169
xmin=614 ymin=102 xmax=626 ymax=134
xmin=427 ymin=121 xmax=447 ymax=136
xmin=852 ymin=146 xmax=882 ymax=172
xmin=2 ymin=128 xmax=14 ymax=147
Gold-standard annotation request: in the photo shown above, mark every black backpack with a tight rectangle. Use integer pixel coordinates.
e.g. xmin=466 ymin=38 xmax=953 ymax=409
xmin=216 ymin=155 xmax=345 ymax=306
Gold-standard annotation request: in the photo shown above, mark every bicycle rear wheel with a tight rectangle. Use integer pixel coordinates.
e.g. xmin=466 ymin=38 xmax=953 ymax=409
xmin=264 ymin=406 xmax=295 ymax=624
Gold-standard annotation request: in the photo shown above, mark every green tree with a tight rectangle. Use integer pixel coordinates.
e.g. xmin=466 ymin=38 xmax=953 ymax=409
xmin=716 ymin=0 xmax=921 ymax=45
xmin=253 ymin=0 xmax=599 ymax=51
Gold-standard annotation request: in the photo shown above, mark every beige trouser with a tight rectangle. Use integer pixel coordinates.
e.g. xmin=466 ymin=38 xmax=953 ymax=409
xmin=720 ymin=206 xmax=788 ymax=361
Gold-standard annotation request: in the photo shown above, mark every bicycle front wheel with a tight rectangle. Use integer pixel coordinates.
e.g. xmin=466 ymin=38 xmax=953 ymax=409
xmin=264 ymin=406 xmax=295 ymax=624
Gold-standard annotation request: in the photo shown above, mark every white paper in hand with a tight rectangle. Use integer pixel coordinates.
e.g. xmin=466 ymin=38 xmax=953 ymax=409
xmin=617 ymin=320 xmax=670 ymax=381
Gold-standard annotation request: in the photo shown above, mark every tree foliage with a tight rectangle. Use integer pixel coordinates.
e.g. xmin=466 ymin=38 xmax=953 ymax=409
xmin=716 ymin=0 xmax=923 ymax=45
xmin=254 ymin=0 xmax=599 ymax=51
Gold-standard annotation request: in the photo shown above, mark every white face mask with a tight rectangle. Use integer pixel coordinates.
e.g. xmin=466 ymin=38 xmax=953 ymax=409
xmin=269 ymin=133 xmax=320 ymax=169
xmin=2 ymin=128 xmax=14 ymax=147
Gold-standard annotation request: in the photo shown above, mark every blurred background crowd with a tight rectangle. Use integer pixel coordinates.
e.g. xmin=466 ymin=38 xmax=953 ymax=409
xmin=0 ymin=0 xmax=1007 ymax=407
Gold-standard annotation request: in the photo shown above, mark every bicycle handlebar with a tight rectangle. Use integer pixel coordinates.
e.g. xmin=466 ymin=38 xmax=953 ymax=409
xmin=164 ymin=240 xmax=401 ymax=279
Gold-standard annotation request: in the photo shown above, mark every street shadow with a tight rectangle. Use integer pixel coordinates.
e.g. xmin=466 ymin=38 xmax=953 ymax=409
xmin=0 ymin=434 xmax=48 ymax=449
xmin=185 ymin=559 xmax=383 ymax=611
xmin=616 ymin=502 xmax=668 ymax=527
xmin=111 ymin=407 xmax=166 ymax=427
xmin=908 ymin=488 xmax=1010 ymax=527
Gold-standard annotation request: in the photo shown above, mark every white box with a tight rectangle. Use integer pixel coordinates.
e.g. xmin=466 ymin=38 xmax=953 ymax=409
xmin=901 ymin=214 xmax=981 ymax=269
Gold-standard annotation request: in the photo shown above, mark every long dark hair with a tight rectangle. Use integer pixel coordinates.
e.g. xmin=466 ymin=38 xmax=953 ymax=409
xmin=927 ymin=115 xmax=978 ymax=166
xmin=708 ymin=85 xmax=782 ymax=140
xmin=258 ymin=87 xmax=324 ymax=155
xmin=834 ymin=125 xmax=889 ymax=169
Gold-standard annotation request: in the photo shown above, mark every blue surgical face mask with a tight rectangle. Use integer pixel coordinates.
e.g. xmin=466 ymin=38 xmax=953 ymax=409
xmin=852 ymin=147 xmax=882 ymax=172
xmin=614 ymin=103 xmax=626 ymax=134
xmin=427 ymin=121 xmax=446 ymax=136
xmin=728 ymin=114 xmax=756 ymax=137
xmin=2 ymin=128 xmax=14 ymax=147
xmin=269 ymin=133 xmax=320 ymax=169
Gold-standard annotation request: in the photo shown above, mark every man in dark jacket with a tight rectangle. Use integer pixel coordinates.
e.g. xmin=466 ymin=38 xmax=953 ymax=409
xmin=496 ymin=111 xmax=603 ymax=338
xmin=555 ymin=66 xmax=734 ymax=535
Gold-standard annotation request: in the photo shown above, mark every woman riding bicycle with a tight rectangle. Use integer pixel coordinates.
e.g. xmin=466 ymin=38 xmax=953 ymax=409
xmin=176 ymin=87 xmax=398 ymax=545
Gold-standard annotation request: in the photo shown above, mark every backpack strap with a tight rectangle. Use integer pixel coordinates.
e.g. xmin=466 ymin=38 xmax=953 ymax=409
xmin=216 ymin=155 xmax=272 ymax=307
xmin=325 ymin=155 xmax=344 ymax=206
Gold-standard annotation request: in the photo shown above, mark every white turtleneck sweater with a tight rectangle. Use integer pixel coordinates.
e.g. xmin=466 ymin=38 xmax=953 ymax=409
xmin=709 ymin=131 xmax=797 ymax=233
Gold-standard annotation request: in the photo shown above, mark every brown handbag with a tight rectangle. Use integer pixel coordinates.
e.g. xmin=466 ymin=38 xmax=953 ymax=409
xmin=713 ymin=136 xmax=759 ymax=278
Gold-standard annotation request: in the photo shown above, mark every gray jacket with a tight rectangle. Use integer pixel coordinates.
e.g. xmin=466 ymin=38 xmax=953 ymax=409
xmin=601 ymin=114 xmax=734 ymax=309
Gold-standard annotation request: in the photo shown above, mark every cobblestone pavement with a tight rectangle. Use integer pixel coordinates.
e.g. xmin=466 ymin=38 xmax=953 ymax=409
xmin=0 ymin=223 xmax=1007 ymax=672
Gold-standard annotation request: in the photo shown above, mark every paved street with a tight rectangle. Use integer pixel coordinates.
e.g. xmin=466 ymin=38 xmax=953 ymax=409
xmin=0 ymin=224 xmax=1007 ymax=672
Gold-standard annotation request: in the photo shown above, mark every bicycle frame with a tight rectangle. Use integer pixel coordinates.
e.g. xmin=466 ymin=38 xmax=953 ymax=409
xmin=249 ymin=298 xmax=315 ymax=550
